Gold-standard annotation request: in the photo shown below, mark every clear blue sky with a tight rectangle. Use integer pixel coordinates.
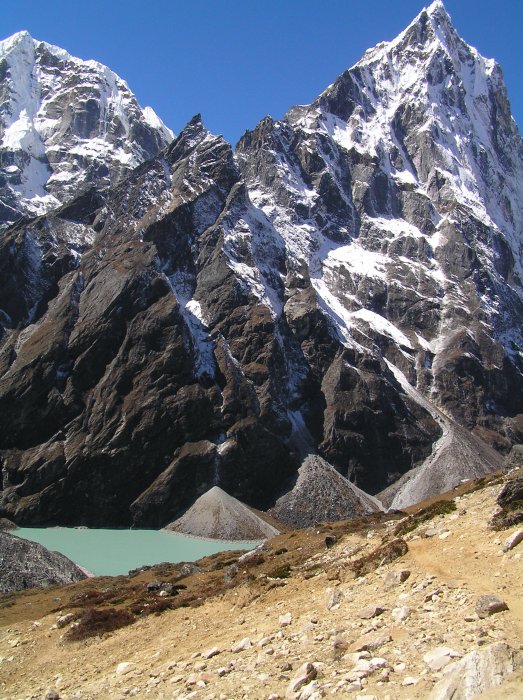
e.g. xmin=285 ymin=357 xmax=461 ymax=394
xmin=2 ymin=1 xmax=522 ymax=145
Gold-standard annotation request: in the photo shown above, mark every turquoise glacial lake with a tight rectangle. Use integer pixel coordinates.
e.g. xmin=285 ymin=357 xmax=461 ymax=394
xmin=14 ymin=528 xmax=259 ymax=577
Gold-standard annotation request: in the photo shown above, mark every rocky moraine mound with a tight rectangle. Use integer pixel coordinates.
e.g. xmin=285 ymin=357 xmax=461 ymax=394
xmin=0 ymin=530 xmax=87 ymax=593
xmin=166 ymin=485 xmax=281 ymax=540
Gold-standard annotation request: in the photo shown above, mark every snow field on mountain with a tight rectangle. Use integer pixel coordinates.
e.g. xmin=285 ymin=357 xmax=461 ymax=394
xmin=0 ymin=31 xmax=172 ymax=223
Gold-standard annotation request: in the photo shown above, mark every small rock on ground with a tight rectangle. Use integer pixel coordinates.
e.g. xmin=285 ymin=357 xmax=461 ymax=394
xmin=231 ymin=637 xmax=252 ymax=653
xmin=202 ymin=646 xmax=220 ymax=659
xmin=502 ymin=530 xmax=523 ymax=552
xmin=475 ymin=595 xmax=509 ymax=619
xmin=383 ymin=568 xmax=411 ymax=590
xmin=279 ymin=612 xmax=292 ymax=626
xmin=115 ymin=662 xmax=135 ymax=676
xmin=288 ymin=662 xmax=317 ymax=695
xmin=423 ymin=646 xmax=462 ymax=671
xmin=391 ymin=606 xmax=411 ymax=622
xmin=359 ymin=605 xmax=384 ymax=619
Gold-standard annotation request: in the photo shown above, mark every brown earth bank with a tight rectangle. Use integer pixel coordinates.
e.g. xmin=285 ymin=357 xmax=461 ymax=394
xmin=0 ymin=471 xmax=522 ymax=700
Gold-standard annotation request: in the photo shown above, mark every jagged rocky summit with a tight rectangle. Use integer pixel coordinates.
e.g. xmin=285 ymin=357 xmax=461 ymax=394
xmin=0 ymin=31 xmax=172 ymax=226
xmin=0 ymin=1 xmax=522 ymax=527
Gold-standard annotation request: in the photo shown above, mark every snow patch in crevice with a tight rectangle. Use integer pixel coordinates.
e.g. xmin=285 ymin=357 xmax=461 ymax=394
xmin=322 ymin=239 xmax=388 ymax=280
xmin=222 ymin=206 xmax=285 ymax=318
xmin=351 ymin=309 xmax=413 ymax=349
xmin=165 ymin=271 xmax=215 ymax=380
xmin=286 ymin=409 xmax=316 ymax=460
xmin=59 ymin=221 xmax=95 ymax=248
xmin=309 ymin=272 xmax=362 ymax=351
xmin=366 ymin=216 xmax=425 ymax=240
xmin=270 ymin=148 xmax=317 ymax=207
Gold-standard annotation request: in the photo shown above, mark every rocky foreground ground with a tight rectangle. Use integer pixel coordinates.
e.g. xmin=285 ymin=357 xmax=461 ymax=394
xmin=0 ymin=471 xmax=522 ymax=700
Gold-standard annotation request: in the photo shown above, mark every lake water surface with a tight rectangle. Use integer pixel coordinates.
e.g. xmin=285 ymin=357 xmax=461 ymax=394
xmin=15 ymin=528 xmax=260 ymax=577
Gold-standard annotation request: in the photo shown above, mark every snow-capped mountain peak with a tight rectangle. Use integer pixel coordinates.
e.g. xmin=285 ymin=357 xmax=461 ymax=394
xmin=0 ymin=5 xmax=522 ymax=527
xmin=0 ymin=31 xmax=173 ymax=226
xmin=300 ymin=1 xmax=523 ymax=286
xmin=236 ymin=0 xmax=523 ymax=474
xmin=0 ymin=30 xmax=32 ymax=57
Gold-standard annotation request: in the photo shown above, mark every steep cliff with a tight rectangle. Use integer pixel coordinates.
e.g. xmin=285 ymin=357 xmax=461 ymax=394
xmin=0 ymin=3 xmax=521 ymax=525
xmin=0 ymin=31 xmax=172 ymax=226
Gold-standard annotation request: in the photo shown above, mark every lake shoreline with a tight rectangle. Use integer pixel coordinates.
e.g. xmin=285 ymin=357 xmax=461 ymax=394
xmin=13 ymin=527 xmax=261 ymax=577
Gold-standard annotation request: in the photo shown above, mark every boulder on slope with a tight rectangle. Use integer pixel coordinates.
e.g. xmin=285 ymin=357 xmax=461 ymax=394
xmin=504 ymin=445 xmax=523 ymax=472
xmin=0 ymin=531 xmax=87 ymax=593
xmin=428 ymin=642 xmax=518 ymax=700
xmin=0 ymin=517 xmax=17 ymax=530
xmin=269 ymin=455 xmax=384 ymax=528
xmin=165 ymin=486 xmax=280 ymax=540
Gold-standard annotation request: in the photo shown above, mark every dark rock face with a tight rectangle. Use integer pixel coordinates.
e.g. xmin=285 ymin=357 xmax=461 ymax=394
xmin=504 ymin=445 xmax=523 ymax=472
xmin=0 ymin=531 xmax=87 ymax=592
xmin=0 ymin=517 xmax=17 ymax=529
xmin=0 ymin=119 xmax=299 ymax=526
xmin=490 ymin=476 xmax=523 ymax=530
xmin=0 ymin=3 xmax=522 ymax=525
xmin=497 ymin=478 xmax=523 ymax=509
xmin=475 ymin=594 xmax=509 ymax=619
xmin=0 ymin=31 xmax=172 ymax=227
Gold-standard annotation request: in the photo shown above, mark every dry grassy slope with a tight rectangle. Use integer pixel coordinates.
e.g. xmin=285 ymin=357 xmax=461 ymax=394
xmin=0 ymin=472 xmax=522 ymax=700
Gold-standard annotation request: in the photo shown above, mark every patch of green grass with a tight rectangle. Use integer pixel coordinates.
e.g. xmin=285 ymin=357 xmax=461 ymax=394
xmin=267 ymin=564 xmax=291 ymax=579
xmin=65 ymin=607 xmax=134 ymax=641
xmin=352 ymin=538 xmax=408 ymax=578
xmin=394 ymin=499 xmax=456 ymax=537
xmin=489 ymin=501 xmax=523 ymax=531
xmin=129 ymin=598 xmax=174 ymax=616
